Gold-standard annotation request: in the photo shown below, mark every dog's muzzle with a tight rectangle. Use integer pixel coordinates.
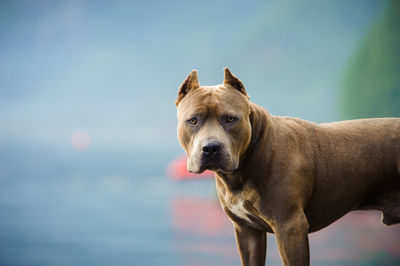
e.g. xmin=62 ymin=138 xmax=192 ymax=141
xmin=200 ymin=141 xmax=225 ymax=171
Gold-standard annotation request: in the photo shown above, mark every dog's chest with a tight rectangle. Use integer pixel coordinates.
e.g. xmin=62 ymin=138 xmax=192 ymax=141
xmin=219 ymin=191 xmax=254 ymax=224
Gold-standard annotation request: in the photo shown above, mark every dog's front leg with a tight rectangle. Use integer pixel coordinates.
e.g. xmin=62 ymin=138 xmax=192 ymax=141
xmin=274 ymin=212 xmax=310 ymax=266
xmin=234 ymin=222 xmax=266 ymax=266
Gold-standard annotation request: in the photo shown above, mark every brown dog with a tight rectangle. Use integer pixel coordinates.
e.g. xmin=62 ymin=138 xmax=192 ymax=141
xmin=175 ymin=68 xmax=400 ymax=266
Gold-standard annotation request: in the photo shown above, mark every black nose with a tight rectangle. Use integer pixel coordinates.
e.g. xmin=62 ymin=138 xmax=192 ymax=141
xmin=202 ymin=142 xmax=221 ymax=156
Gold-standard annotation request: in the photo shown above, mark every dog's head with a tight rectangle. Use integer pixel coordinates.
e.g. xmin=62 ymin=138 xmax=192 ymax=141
xmin=175 ymin=68 xmax=252 ymax=174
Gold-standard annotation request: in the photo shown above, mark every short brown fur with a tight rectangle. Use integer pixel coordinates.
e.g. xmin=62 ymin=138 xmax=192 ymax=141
xmin=176 ymin=68 xmax=400 ymax=266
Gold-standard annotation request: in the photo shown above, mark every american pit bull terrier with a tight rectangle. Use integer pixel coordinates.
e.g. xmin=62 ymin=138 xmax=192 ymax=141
xmin=175 ymin=68 xmax=400 ymax=266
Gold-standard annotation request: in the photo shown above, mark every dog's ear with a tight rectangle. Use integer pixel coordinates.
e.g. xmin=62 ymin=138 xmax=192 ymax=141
xmin=223 ymin=68 xmax=249 ymax=98
xmin=175 ymin=70 xmax=200 ymax=106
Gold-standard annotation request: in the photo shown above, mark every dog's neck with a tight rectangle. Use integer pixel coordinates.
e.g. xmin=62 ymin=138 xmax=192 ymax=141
xmin=240 ymin=103 xmax=271 ymax=167
xmin=216 ymin=102 xmax=272 ymax=191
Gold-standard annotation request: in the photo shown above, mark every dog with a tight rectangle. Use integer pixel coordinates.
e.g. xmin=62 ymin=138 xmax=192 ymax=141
xmin=175 ymin=68 xmax=400 ymax=266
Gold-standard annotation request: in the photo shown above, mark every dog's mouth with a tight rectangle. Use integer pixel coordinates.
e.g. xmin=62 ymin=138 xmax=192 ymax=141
xmin=198 ymin=156 xmax=229 ymax=173
xmin=202 ymin=163 xmax=220 ymax=171
xmin=187 ymin=149 xmax=236 ymax=174
xmin=188 ymin=163 xmax=222 ymax=174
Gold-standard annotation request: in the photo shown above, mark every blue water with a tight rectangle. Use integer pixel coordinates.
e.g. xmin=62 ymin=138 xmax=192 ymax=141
xmin=1 ymin=143 xmax=399 ymax=266
xmin=0 ymin=143 xmax=242 ymax=266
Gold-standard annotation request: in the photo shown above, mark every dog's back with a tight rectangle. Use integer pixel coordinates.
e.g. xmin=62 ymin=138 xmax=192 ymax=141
xmin=288 ymin=117 xmax=400 ymax=231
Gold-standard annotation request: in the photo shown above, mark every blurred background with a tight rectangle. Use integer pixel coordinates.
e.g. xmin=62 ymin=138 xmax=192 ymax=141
xmin=1 ymin=0 xmax=399 ymax=265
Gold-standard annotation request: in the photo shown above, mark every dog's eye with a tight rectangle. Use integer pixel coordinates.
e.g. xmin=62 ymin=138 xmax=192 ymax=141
xmin=226 ymin=116 xmax=237 ymax=123
xmin=188 ymin=118 xmax=197 ymax=125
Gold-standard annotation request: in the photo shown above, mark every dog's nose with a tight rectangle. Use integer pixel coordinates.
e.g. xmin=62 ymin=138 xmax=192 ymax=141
xmin=202 ymin=142 xmax=221 ymax=156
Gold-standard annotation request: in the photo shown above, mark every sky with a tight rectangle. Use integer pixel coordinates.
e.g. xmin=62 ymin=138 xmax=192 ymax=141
xmin=0 ymin=0 xmax=386 ymax=158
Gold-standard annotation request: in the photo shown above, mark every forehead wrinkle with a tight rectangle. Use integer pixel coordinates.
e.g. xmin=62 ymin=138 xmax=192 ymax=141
xmin=208 ymin=86 xmax=248 ymax=116
xmin=198 ymin=87 xmax=214 ymax=117
xmin=178 ymin=85 xmax=248 ymax=118
xmin=208 ymin=87 xmax=219 ymax=116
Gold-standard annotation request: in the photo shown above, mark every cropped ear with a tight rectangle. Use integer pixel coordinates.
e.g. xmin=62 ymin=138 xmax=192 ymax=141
xmin=175 ymin=70 xmax=200 ymax=106
xmin=223 ymin=68 xmax=248 ymax=98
